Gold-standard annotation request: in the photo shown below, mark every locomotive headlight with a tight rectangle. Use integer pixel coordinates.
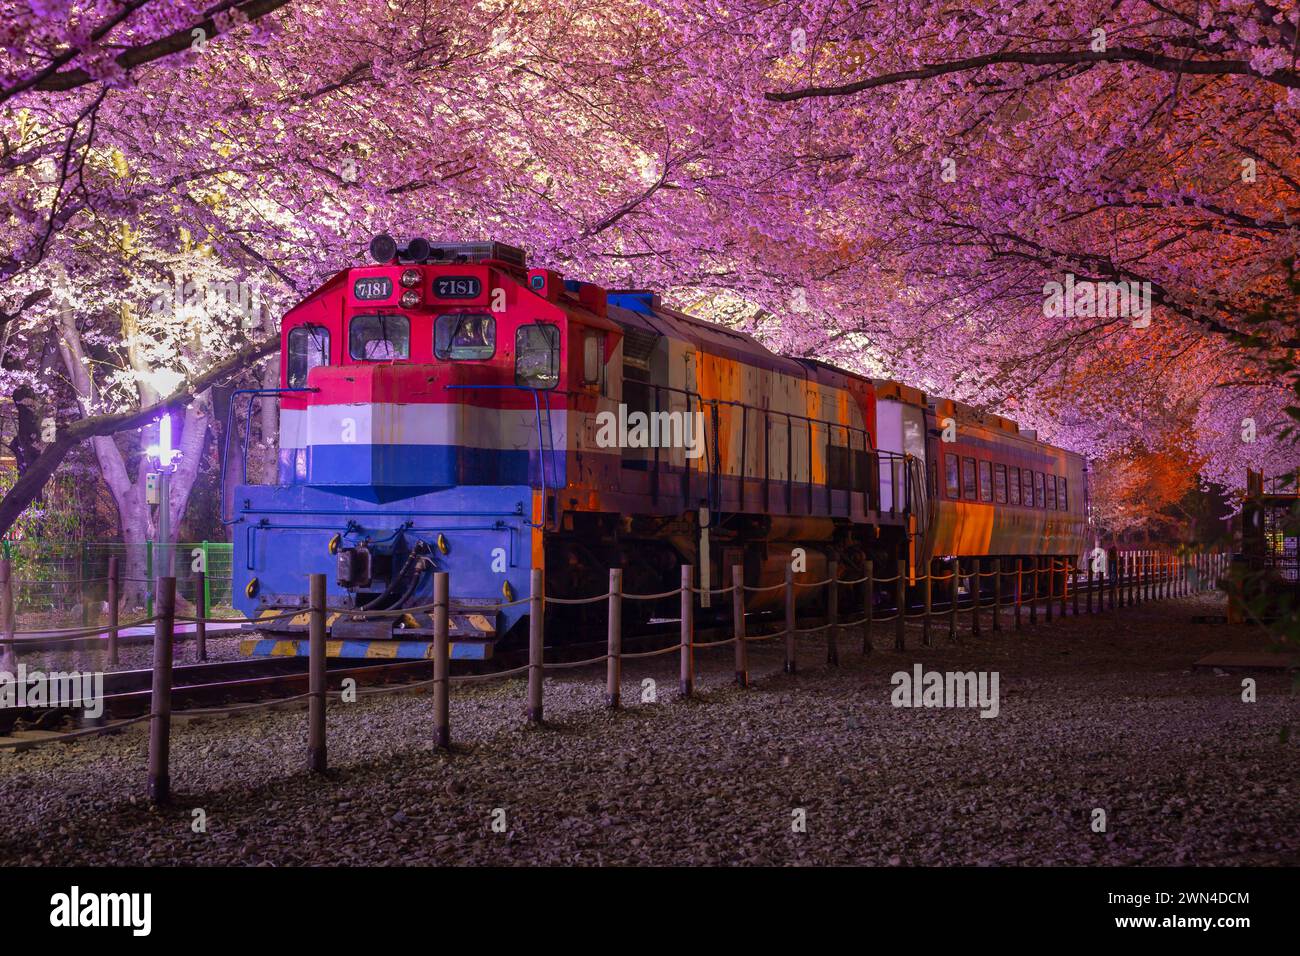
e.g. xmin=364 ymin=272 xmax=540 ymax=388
xmin=400 ymin=268 xmax=421 ymax=288
xmin=400 ymin=290 xmax=421 ymax=309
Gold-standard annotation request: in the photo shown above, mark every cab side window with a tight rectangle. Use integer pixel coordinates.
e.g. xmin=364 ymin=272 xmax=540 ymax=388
xmin=287 ymin=325 xmax=329 ymax=387
xmin=945 ymin=455 xmax=960 ymax=498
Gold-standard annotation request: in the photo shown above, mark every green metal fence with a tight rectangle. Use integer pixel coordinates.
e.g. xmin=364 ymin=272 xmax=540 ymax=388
xmin=0 ymin=540 xmax=235 ymax=627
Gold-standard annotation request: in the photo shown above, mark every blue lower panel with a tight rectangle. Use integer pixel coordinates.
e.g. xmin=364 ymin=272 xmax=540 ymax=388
xmin=307 ymin=444 xmax=551 ymax=493
xmin=240 ymin=637 xmax=491 ymax=661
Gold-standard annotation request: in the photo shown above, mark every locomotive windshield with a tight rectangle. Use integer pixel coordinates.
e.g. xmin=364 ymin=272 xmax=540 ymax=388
xmin=516 ymin=323 xmax=560 ymax=389
xmin=434 ymin=312 xmax=495 ymax=360
xmin=349 ymin=314 xmax=410 ymax=361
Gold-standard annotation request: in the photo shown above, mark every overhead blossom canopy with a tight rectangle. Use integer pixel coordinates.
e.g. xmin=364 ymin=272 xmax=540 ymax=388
xmin=1 ymin=0 xmax=1297 ymax=533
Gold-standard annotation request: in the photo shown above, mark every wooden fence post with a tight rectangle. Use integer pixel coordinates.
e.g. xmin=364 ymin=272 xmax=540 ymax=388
xmin=896 ymin=558 xmax=907 ymax=650
xmin=1118 ymin=553 xmax=1126 ymax=608
xmin=679 ymin=565 xmax=694 ymax=697
xmin=826 ymin=560 xmax=839 ymax=666
xmin=992 ymin=558 xmax=1002 ymax=632
xmin=947 ymin=561 xmax=958 ymax=642
xmin=862 ymin=560 xmax=873 ymax=655
xmin=79 ymin=542 xmax=89 ymax=628
xmin=433 ymin=571 xmax=451 ymax=749
xmin=1109 ymin=554 xmax=1117 ymax=610
xmin=1045 ymin=559 xmax=1054 ymax=623
xmin=1086 ymin=560 xmax=1094 ymax=614
xmin=147 ymin=577 xmax=175 ymax=805
xmin=308 ymin=572 xmax=326 ymax=773
xmin=970 ymin=561 xmax=981 ymax=637
xmin=606 ymin=568 xmax=622 ymax=707
xmin=194 ymin=567 xmax=207 ymax=662
xmin=106 ymin=555 xmax=120 ymax=665
xmin=784 ymin=563 xmax=796 ymax=673
xmin=732 ymin=565 xmax=748 ymax=688
xmin=527 ymin=568 xmax=544 ymax=724
xmin=922 ymin=560 xmax=933 ymax=647
xmin=0 ymin=557 xmax=14 ymax=673
xmin=1014 ymin=558 xmax=1023 ymax=630
xmin=1029 ymin=557 xmax=1039 ymax=625
xmin=1060 ymin=556 xmax=1071 ymax=616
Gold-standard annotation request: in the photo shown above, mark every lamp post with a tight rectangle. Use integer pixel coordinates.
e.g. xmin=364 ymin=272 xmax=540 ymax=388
xmin=147 ymin=414 xmax=180 ymax=579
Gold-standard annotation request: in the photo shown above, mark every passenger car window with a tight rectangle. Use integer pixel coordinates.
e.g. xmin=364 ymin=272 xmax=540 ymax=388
xmin=962 ymin=456 xmax=977 ymax=500
xmin=516 ymin=323 xmax=560 ymax=389
xmin=1023 ymin=469 xmax=1034 ymax=507
xmin=993 ymin=463 xmax=1007 ymax=503
xmin=1034 ymin=471 xmax=1046 ymax=508
xmin=979 ymin=460 xmax=993 ymax=502
xmin=287 ymin=325 xmax=329 ymax=387
xmin=1060 ymin=477 xmax=1068 ymax=510
xmin=945 ymin=455 xmax=960 ymax=498
xmin=1009 ymin=466 xmax=1021 ymax=506
xmin=349 ymin=314 xmax=409 ymax=361
xmin=1046 ymin=474 xmax=1058 ymax=510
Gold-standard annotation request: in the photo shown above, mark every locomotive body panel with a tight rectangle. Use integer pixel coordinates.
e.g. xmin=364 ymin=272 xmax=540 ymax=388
xmin=227 ymin=236 xmax=1091 ymax=655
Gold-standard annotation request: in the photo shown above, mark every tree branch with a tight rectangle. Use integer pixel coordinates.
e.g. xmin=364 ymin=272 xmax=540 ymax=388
xmin=766 ymin=46 xmax=1300 ymax=101
xmin=23 ymin=0 xmax=293 ymax=98
xmin=0 ymin=334 xmax=279 ymax=537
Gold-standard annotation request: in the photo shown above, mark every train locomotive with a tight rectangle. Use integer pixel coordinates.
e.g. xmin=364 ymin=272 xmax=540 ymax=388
xmin=229 ymin=235 xmax=1088 ymax=659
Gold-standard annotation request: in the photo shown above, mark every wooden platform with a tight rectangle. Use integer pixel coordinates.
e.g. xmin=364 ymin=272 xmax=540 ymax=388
xmin=1192 ymin=650 xmax=1300 ymax=672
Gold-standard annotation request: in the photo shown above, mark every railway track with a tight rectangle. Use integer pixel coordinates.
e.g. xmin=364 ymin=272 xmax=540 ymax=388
xmin=0 ymin=570 xmax=1176 ymax=739
xmin=0 ymin=658 xmax=433 ymax=734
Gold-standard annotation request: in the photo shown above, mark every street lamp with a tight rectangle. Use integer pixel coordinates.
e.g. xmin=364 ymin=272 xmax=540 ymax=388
xmin=146 ymin=413 xmax=180 ymax=579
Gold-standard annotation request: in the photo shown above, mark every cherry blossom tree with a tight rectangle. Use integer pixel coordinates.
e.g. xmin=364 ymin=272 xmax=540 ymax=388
xmin=1 ymin=0 xmax=1296 ymax=548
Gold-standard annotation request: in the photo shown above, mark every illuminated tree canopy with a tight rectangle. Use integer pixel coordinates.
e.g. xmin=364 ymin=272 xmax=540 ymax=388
xmin=2 ymin=0 xmax=1297 ymax=537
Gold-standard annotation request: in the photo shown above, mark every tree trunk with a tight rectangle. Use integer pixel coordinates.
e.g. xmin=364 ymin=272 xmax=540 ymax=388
xmin=55 ymin=306 xmax=209 ymax=609
xmin=118 ymin=480 xmax=152 ymax=611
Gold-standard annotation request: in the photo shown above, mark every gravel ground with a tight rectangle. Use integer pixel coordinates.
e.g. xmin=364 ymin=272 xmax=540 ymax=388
xmin=0 ymin=592 xmax=1295 ymax=866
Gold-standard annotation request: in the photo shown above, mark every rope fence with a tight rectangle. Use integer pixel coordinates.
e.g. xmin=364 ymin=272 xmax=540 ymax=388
xmin=0 ymin=547 xmax=1232 ymax=805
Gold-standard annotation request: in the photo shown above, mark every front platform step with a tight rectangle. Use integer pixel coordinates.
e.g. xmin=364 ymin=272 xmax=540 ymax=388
xmin=240 ymin=637 xmax=493 ymax=661
xmin=243 ymin=604 xmax=499 ymax=660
